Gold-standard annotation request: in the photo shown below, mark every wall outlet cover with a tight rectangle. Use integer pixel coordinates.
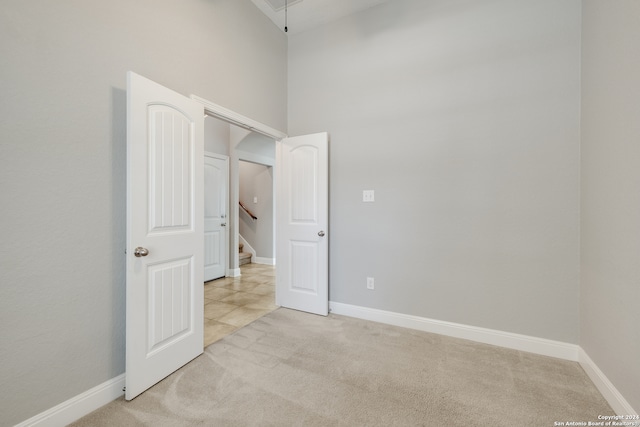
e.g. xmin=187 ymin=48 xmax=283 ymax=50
xmin=367 ymin=277 xmax=375 ymax=290
xmin=363 ymin=190 xmax=375 ymax=202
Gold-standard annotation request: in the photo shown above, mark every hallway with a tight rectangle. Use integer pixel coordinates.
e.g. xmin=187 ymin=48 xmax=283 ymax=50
xmin=204 ymin=264 xmax=277 ymax=347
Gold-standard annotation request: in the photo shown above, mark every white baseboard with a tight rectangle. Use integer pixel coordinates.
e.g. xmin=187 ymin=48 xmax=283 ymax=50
xmin=15 ymin=374 xmax=125 ymax=427
xmin=227 ymin=268 xmax=241 ymax=277
xmin=254 ymin=257 xmax=275 ymax=265
xmin=579 ymin=349 xmax=638 ymax=416
xmin=329 ymin=302 xmax=638 ymax=415
xmin=329 ymin=302 xmax=579 ymax=361
xmin=15 ymin=306 xmax=637 ymax=426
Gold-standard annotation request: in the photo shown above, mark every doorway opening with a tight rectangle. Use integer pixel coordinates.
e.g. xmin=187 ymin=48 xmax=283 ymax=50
xmin=238 ymin=160 xmax=274 ymax=266
xmin=203 ymin=115 xmax=278 ymax=347
xmin=203 ymin=264 xmax=277 ymax=347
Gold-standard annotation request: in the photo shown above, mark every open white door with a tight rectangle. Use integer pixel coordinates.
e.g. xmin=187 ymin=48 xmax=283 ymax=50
xmin=204 ymin=154 xmax=228 ymax=281
xmin=276 ymin=132 xmax=329 ymax=316
xmin=126 ymin=72 xmax=204 ymax=400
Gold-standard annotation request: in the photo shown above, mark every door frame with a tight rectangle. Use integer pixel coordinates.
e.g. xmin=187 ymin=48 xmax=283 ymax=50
xmin=192 ymin=95 xmax=329 ymax=315
xmin=193 ymin=95 xmax=286 ymax=278
xmin=191 ymin=96 xmax=287 ymax=140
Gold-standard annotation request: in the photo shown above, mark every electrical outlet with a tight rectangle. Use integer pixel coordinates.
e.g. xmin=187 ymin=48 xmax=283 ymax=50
xmin=367 ymin=277 xmax=375 ymax=290
xmin=363 ymin=190 xmax=375 ymax=202
xmin=253 ymin=196 xmax=258 ymax=204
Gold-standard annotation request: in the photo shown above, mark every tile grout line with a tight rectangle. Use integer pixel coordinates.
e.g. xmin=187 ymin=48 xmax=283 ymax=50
xmin=203 ymin=265 xmax=276 ymax=347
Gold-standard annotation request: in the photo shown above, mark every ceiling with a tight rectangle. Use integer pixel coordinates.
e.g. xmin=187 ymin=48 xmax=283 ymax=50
xmin=251 ymin=0 xmax=392 ymax=35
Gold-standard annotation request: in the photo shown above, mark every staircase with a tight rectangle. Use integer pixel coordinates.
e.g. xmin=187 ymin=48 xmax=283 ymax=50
xmin=239 ymin=242 xmax=252 ymax=266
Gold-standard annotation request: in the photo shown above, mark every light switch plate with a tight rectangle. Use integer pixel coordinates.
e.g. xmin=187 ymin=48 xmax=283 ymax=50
xmin=363 ymin=190 xmax=375 ymax=202
xmin=367 ymin=277 xmax=375 ymax=290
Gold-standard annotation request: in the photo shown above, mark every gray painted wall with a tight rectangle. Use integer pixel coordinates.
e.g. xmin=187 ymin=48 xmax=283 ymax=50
xmin=288 ymin=0 xmax=582 ymax=343
xmin=0 ymin=0 xmax=286 ymax=424
xmin=229 ymin=128 xmax=277 ymax=270
xmin=581 ymin=1 xmax=640 ymax=412
xmin=239 ymin=161 xmax=275 ymax=259
xmin=204 ymin=115 xmax=231 ymax=156
xmin=3 ymin=0 xmax=639 ymax=423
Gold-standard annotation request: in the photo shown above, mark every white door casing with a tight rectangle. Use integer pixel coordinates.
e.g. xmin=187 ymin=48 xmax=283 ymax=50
xmin=276 ymin=132 xmax=329 ymax=316
xmin=204 ymin=154 xmax=228 ymax=281
xmin=126 ymin=72 xmax=204 ymax=400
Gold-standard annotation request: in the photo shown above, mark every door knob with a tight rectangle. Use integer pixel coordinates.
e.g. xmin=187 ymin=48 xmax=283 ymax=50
xmin=318 ymin=231 xmax=325 ymax=237
xmin=134 ymin=247 xmax=149 ymax=257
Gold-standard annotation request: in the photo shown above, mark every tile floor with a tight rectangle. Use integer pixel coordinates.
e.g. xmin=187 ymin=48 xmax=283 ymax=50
xmin=204 ymin=263 xmax=277 ymax=347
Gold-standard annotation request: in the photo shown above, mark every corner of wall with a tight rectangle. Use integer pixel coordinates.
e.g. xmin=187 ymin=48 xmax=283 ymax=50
xmin=579 ymin=349 xmax=638 ymax=415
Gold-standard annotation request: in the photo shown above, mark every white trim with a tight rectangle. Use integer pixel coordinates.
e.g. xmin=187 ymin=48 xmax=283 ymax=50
xmin=237 ymin=149 xmax=275 ymax=167
xmin=329 ymin=302 xmax=580 ymax=361
xmin=579 ymin=349 xmax=638 ymax=416
xmin=328 ymin=302 xmax=639 ymax=413
xmin=204 ymin=151 xmax=229 ymax=161
xmin=19 ymin=312 xmax=636 ymax=426
xmin=227 ymin=268 xmax=241 ymax=277
xmin=191 ymin=95 xmax=287 ymax=140
xmin=238 ymin=234 xmax=257 ymax=259
xmin=15 ymin=374 xmax=125 ymax=427
xmin=254 ymin=257 xmax=276 ymax=265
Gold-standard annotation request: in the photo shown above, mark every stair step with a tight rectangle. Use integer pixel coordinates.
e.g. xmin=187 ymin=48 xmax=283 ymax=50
xmin=239 ymin=251 xmax=251 ymax=266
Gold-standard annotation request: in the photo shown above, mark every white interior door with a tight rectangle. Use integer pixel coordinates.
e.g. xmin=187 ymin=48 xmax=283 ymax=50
xmin=276 ymin=132 xmax=329 ymax=316
xmin=204 ymin=154 xmax=228 ymax=281
xmin=126 ymin=72 xmax=204 ymax=400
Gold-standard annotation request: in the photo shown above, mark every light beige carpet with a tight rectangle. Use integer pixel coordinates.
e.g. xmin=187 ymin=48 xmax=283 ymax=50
xmin=72 ymin=308 xmax=613 ymax=426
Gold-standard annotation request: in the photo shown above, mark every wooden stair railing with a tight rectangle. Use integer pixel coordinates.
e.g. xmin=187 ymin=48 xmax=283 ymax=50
xmin=239 ymin=201 xmax=257 ymax=221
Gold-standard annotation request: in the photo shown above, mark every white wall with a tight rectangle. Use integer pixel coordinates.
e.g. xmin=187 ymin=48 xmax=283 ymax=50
xmin=0 ymin=0 xmax=286 ymax=425
xmin=581 ymin=0 xmax=640 ymax=413
xmin=289 ymin=0 xmax=581 ymax=342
